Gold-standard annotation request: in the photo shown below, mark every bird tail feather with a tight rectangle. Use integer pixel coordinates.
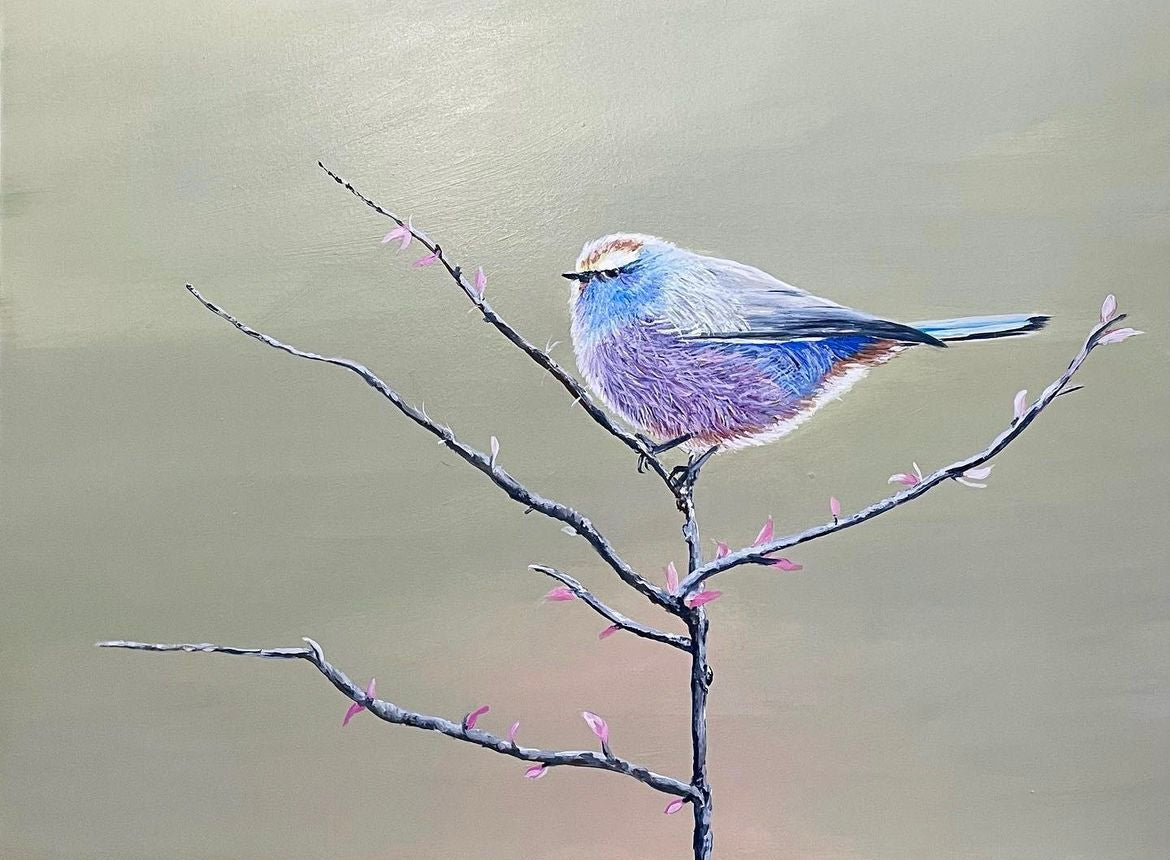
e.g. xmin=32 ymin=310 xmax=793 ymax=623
xmin=912 ymin=313 xmax=1050 ymax=343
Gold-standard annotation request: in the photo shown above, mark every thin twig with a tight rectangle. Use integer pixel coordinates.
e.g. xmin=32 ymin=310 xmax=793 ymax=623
xmin=316 ymin=163 xmax=675 ymax=488
xmin=97 ymin=639 xmax=699 ymax=800
xmin=678 ymin=315 xmax=1129 ymax=594
xmin=529 ymin=565 xmax=690 ymax=649
xmin=184 ymin=285 xmax=673 ymax=612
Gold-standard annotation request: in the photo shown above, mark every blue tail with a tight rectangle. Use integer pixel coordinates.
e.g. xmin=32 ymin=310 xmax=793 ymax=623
xmin=912 ymin=313 xmax=1050 ymax=343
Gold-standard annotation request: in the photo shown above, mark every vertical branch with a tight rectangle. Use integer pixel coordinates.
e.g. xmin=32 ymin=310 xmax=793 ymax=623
xmin=681 ymin=494 xmax=703 ymax=575
xmin=674 ymin=458 xmax=716 ymax=859
xmin=688 ymin=610 xmax=714 ymax=860
xmin=676 ymin=446 xmax=718 ymax=574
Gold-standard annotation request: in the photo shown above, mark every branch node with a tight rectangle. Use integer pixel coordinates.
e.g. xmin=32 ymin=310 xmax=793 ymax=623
xmin=302 ymin=637 xmax=325 ymax=665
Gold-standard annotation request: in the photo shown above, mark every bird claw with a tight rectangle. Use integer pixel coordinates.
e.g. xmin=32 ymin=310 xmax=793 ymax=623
xmin=636 ymin=433 xmax=693 ymax=475
xmin=667 ymin=445 xmax=719 ymax=492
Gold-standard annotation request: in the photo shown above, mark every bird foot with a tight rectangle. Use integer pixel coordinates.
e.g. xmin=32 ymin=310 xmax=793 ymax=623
xmin=636 ymin=433 xmax=693 ymax=474
xmin=667 ymin=445 xmax=720 ymax=492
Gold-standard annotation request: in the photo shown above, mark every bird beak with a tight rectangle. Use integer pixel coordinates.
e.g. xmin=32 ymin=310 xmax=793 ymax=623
xmin=561 ymin=271 xmax=587 ymax=282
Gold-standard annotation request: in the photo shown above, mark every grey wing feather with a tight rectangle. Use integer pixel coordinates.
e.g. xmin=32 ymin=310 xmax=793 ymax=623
xmin=682 ymin=255 xmax=946 ymax=348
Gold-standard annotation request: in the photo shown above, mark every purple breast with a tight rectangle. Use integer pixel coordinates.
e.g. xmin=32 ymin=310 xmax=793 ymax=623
xmin=581 ymin=326 xmax=800 ymax=444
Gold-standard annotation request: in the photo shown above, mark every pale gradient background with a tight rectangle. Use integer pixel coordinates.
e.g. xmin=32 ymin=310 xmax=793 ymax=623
xmin=2 ymin=2 xmax=1168 ymax=858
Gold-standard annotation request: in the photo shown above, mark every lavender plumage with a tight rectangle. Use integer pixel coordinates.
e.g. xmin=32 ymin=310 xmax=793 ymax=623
xmin=564 ymin=234 xmax=1048 ymax=453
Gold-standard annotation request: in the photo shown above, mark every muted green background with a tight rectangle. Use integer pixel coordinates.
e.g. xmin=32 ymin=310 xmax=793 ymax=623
xmin=2 ymin=1 xmax=1168 ymax=858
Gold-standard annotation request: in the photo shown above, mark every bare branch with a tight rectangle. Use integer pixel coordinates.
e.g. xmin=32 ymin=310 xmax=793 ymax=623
xmin=528 ymin=565 xmax=691 ymax=650
xmin=97 ymin=639 xmax=699 ymax=800
xmin=672 ymin=445 xmax=719 ymax=577
xmin=316 ymin=163 xmax=674 ymax=488
xmin=185 ymin=285 xmax=673 ymax=612
xmin=679 ymin=314 xmax=1130 ymax=594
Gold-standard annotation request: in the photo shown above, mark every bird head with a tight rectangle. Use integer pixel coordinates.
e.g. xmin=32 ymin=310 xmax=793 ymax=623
xmin=563 ymin=233 xmax=679 ymax=337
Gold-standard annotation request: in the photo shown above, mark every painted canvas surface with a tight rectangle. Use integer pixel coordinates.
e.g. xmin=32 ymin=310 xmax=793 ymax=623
xmin=2 ymin=2 xmax=1167 ymax=858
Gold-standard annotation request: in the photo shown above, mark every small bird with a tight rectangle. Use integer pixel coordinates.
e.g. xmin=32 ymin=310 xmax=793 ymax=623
xmin=563 ymin=233 xmax=1048 ymax=465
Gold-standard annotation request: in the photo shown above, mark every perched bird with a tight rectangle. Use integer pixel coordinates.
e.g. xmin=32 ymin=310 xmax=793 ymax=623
xmin=563 ymin=233 xmax=1048 ymax=462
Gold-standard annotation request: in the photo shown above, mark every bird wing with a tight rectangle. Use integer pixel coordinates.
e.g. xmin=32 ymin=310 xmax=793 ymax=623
xmin=682 ymin=255 xmax=945 ymax=348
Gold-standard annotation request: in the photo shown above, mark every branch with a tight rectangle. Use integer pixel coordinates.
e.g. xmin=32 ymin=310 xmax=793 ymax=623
xmin=529 ymin=565 xmax=691 ymax=650
xmin=678 ymin=313 xmax=1133 ymax=594
xmin=675 ymin=445 xmax=719 ymax=577
xmin=97 ymin=639 xmax=699 ymax=801
xmin=185 ymin=285 xmax=673 ymax=612
xmin=316 ymin=163 xmax=674 ymax=488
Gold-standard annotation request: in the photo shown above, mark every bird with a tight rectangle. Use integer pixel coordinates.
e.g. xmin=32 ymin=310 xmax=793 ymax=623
xmin=562 ymin=233 xmax=1048 ymax=469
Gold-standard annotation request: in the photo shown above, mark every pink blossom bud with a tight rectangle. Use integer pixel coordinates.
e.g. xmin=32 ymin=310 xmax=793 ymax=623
xmin=582 ymin=711 xmax=609 ymax=744
xmin=1013 ymin=390 xmax=1027 ymax=422
xmin=341 ymin=678 xmax=376 ymax=727
xmin=1098 ymin=327 xmax=1143 ymax=345
xmin=684 ymin=590 xmax=722 ymax=608
xmin=1100 ymin=294 xmax=1117 ymax=322
xmin=889 ymin=462 xmax=923 ymax=486
xmin=665 ymin=562 xmax=679 ymax=594
xmin=753 ymin=516 xmax=774 ymax=546
xmin=463 ymin=705 xmax=490 ymax=730
xmin=955 ymin=464 xmax=994 ymax=488
xmin=381 ymin=219 xmax=412 ymax=250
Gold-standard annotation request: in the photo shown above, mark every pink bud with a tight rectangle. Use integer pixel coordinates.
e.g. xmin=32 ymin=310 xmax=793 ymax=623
xmin=889 ymin=462 xmax=923 ymax=487
xmin=664 ymin=798 xmax=686 ymax=815
xmin=715 ymin=541 xmax=730 ymax=559
xmin=1100 ymin=294 xmax=1117 ymax=323
xmin=464 ymin=705 xmax=490 ymax=730
xmin=753 ymin=516 xmax=774 ymax=546
xmin=1013 ymin=390 xmax=1027 ymax=422
xmin=582 ymin=711 xmax=609 ymax=744
xmin=473 ymin=266 xmax=487 ymax=298
xmin=829 ymin=496 xmax=841 ymax=519
xmin=1098 ymin=327 xmax=1143 ymax=345
xmin=665 ymin=562 xmax=679 ymax=594
xmin=341 ymin=677 xmax=376 ymax=727
xmin=381 ymin=221 xmax=412 ymax=250
xmin=523 ymin=764 xmax=547 ymax=779
xmin=413 ymin=249 xmax=439 ymax=267
xmin=544 ymin=586 xmax=576 ymax=602
xmin=508 ymin=721 xmax=520 ymax=743
xmin=489 ymin=435 xmax=499 ymax=465
xmin=598 ymin=624 xmax=621 ymax=640
xmin=769 ymin=558 xmax=803 ymax=572
xmin=684 ymin=590 xmax=722 ymax=608
xmin=341 ymin=701 xmax=363 ymax=727
xmin=955 ymin=464 xmax=994 ymax=489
